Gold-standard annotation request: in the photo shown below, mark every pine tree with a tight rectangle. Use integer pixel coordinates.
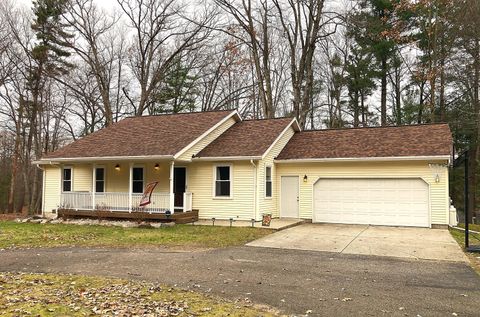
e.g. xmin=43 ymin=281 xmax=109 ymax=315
xmin=26 ymin=0 xmax=73 ymax=212
xmin=30 ymin=0 xmax=73 ymax=86
xmin=344 ymin=43 xmax=377 ymax=127
xmin=153 ymin=58 xmax=199 ymax=114
xmin=351 ymin=0 xmax=398 ymax=126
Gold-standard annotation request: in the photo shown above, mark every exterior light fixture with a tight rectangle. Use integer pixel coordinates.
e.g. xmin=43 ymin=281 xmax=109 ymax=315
xmin=303 ymin=175 xmax=308 ymax=183
xmin=154 ymin=163 xmax=160 ymax=170
xmin=115 ymin=164 xmax=120 ymax=171
xmin=429 ymin=163 xmax=444 ymax=183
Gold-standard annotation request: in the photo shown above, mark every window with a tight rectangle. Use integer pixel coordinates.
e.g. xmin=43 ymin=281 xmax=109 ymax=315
xmin=95 ymin=167 xmax=105 ymax=193
xmin=132 ymin=167 xmax=144 ymax=193
xmin=62 ymin=167 xmax=72 ymax=192
xmin=265 ymin=166 xmax=272 ymax=198
xmin=215 ymin=165 xmax=231 ymax=197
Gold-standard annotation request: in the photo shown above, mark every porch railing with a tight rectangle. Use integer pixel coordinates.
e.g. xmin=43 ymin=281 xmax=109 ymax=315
xmin=60 ymin=192 xmax=171 ymax=213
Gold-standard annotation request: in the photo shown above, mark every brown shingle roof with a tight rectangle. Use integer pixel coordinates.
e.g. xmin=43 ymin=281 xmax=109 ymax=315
xmin=196 ymin=117 xmax=296 ymax=158
xmin=277 ymin=124 xmax=452 ymax=160
xmin=44 ymin=110 xmax=236 ymax=159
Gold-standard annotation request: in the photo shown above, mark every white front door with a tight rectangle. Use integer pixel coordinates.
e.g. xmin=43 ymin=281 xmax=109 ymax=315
xmin=313 ymin=178 xmax=429 ymax=227
xmin=281 ymin=176 xmax=299 ymax=218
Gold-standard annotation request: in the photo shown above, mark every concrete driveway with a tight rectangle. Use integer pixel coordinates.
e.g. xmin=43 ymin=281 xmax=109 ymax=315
xmin=247 ymin=223 xmax=468 ymax=262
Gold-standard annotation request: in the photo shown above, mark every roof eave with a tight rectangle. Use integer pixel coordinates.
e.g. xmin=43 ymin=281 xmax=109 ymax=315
xmin=274 ymin=155 xmax=452 ymax=163
xmin=173 ymin=110 xmax=241 ymax=160
xmin=34 ymin=155 xmax=175 ymax=164
xmin=193 ymin=156 xmax=262 ymax=161
xmin=260 ymin=118 xmax=300 ymax=160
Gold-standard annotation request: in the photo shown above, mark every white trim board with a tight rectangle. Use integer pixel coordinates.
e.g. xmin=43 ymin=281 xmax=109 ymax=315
xmin=261 ymin=118 xmax=300 ymax=160
xmin=34 ymin=155 xmax=174 ymax=164
xmin=275 ymin=155 xmax=451 ymax=163
xmin=193 ymin=156 xmax=262 ymax=161
xmin=173 ymin=110 xmax=241 ymax=160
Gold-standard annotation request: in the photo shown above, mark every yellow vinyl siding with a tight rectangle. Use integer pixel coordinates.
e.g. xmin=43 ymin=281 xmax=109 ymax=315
xmin=72 ymin=164 xmax=92 ymax=192
xmin=43 ymin=165 xmax=61 ymax=214
xmin=176 ymin=117 xmax=237 ymax=161
xmin=103 ymin=162 xmax=171 ymax=193
xmin=276 ymin=160 xmax=449 ymax=225
xmin=188 ymin=161 xmax=255 ymax=220
xmin=103 ymin=164 xmax=127 ymax=192
xmin=257 ymin=126 xmax=295 ymax=220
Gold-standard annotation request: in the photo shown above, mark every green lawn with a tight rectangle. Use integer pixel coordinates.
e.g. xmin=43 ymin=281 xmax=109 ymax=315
xmin=0 ymin=272 xmax=276 ymax=316
xmin=0 ymin=221 xmax=273 ymax=249
xmin=449 ymin=223 xmax=480 ymax=249
xmin=449 ymin=225 xmax=480 ymax=274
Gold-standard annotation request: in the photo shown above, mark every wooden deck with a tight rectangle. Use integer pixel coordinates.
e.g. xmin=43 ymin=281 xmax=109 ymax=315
xmin=57 ymin=209 xmax=199 ymax=224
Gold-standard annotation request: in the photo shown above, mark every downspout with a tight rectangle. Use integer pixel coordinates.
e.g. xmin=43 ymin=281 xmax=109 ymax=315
xmin=169 ymin=161 xmax=175 ymax=213
xmin=92 ymin=163 xmax=96 ymax=211
xmin=250 ymin=160 xmax=257 ymax=221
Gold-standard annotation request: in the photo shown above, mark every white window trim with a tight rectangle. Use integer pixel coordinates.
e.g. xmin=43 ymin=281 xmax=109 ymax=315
xmin=62 ymin=166 xmax=73 ymax=193
xmin=94 ymin=165 xmax=106 ymax=194
xmin=212 ymin=164 xmax=233 ymax=199
xmin=132 ymin=165 xmax=145 ymax=194
xmin=265 ymin=165 xmax=273 ymax=199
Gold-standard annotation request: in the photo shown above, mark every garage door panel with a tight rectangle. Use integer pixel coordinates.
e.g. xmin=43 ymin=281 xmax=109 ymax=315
xmin=314 ymin=178 xmax=429 ymax=227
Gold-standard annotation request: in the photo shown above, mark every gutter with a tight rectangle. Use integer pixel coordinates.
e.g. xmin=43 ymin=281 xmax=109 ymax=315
xmin=274 ymin=155 xmax=452 ymax=164
xmin=193 ymin=156 xmax=262 ymax=161
xmin=33 ymin=155 xmax=175 ymax=164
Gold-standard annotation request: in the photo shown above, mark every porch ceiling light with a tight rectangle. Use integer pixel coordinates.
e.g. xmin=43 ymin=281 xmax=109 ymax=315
xmin=303 ymin=174 xmax=308 ymax=183
xmin=115 ymin=164 xmax=120 ymax=171
xmin=154 ymin=163 xmax=160 ymax=170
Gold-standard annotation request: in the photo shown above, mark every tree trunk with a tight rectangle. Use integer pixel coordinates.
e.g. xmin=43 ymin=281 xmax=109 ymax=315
xmin=353 ymin=91 xmax=359 ymax=127
xmin=418 ymin=81 xmax=425 ymax=124
xmin=472 ymin=39 xmax=480 ymax=221
xmin=360 ymin=91 xmax=366 ymax=126
xmin=395 ymin=66 xmax=402 ymax=125
xmin=380 ymin=57 xmax=387 ymax=126
xmin=7 ymin=147 xmax=18 ymax=213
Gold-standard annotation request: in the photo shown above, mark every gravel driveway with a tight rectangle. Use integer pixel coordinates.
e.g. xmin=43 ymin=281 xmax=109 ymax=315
xmin=1 ymin=246 xmax=479 ymax=316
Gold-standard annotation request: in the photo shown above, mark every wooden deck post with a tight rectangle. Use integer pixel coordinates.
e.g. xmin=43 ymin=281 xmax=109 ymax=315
xmin=169 ymin=161 xmax=175 ymax=213
xmin=129 ymin=162 xmax=133 ymax=212
xmin=92 ymin=163 xmax=96 ymax=210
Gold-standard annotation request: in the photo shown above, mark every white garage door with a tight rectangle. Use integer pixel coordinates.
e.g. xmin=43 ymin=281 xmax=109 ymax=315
xmin=313 ymin=178 xmax=429 ymax=227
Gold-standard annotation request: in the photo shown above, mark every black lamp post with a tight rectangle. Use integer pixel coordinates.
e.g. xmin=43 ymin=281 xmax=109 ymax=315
xmin=464 ymin=151 xmax=469 ymax=249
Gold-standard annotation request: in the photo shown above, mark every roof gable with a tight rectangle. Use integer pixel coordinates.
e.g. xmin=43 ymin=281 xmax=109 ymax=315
xmin=196 ymin=117 xmax=298 ymax=159
xmin=277 ymin=124 xmax=452 ymax=160
xmin=44 ymin=110 xmax=237 ymax=160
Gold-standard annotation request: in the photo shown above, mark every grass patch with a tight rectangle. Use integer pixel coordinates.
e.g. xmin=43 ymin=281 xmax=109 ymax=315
xmin=0 ymin=221 xmax=273 ymax=249
xmin=449 ymin=226 xmax=480 ymax=275
xmin=0 ymin=272 xmax=277 ymax=316
xmin=457 ymin=223 xmax=480 ymax=232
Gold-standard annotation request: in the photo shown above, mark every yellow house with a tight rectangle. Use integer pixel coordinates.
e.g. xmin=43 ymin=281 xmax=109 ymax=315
xmin=35 ymin=110 xmax=453 ymax=227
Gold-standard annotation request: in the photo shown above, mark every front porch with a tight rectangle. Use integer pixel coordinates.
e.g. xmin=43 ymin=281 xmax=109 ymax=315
xmin=60 ymin=191 xmax=193 ymax=213
xmin=56 ymin=161 xmax=192 ymax=215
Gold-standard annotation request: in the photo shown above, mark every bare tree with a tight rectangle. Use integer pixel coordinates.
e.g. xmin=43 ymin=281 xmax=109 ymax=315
xmin=117 ymin=0 xmax=215 ymax=116
xmin=64 ymin=0 xmax=128 ymax=126
xmin=215 ymin=0 xmax=277 ymax=118
xmin=272 ymin=0 xmax=326 ymax=128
